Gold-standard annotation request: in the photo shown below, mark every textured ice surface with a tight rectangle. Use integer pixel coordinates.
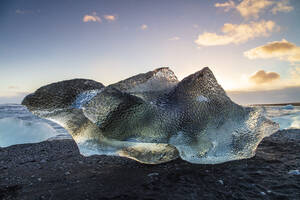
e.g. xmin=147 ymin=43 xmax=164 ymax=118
xmin=72 ymin=89 xmax=103 ymax=109
xmin=22 ymin=67 xmax=279 ymax=164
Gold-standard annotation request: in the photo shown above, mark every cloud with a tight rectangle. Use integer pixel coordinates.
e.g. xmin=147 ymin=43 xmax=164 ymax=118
xmin=83 ymin=12 xmax=101 ymax=23
xmin=195 ymin=20 xmax=278 ymax=46
xmin=140 ymin=24 xmax=148 ymax=30
xmin=8 ymin=86 xmax=19 ymax=90
xmin=290 ymin=67 xmax=300 ymax=84
xmin=243 ymin=67 xmax=300 ymax=91
xmin=16 ymin=9 xmax=26 ymax=14
xmin=236 ymin=0 xmax=274 ymax=19
xmin=272 ymin=0 xmax=294 ymax=14
xmin=169 ymin=36 xmax=180 ymax=41
xmin=16 ymin=9 xmax=34 ymax=14
xmin=103 ymin=15 xmax=117 ymax=22
xmin=244 ymin=39 xmax=300 ymax=63
xmin=250 ymin=70 xmax=280 ymax=84
xmin=215 ymin=0 xmax=236 ymax=12
xmin=215 ymin=0 xmax=293 ymax=19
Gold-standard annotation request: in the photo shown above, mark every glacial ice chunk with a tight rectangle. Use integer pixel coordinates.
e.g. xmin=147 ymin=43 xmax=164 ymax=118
xmin=288 ymin=170 xmax=300 ymax=175
xmin=282 ymin=104 xmax=294 ymax=110
xmin=22 ymin=67 xmax=279 ymax=164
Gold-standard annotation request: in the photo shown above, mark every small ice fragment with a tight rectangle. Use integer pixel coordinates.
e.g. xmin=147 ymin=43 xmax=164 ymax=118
xmin=260 ymin=192 xmax=266 ymax=196
xmin=196 ymin=95 xmax=209 ymax=102
xmin=148 ymin=172 xmax=159 ymax=177
xmin=288 ymin=169 xmax=300 ymax=175
xmin=65 ymin=171 xmax=71 ymax=175
xmin=282 ymin=104 xmax=294 ymax=110
xmin=218 ymin=180 xmax=224 ymax=185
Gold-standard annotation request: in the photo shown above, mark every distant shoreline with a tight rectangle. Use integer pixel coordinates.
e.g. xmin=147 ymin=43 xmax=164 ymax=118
xmin=252 ymin=102 xmax=300 ymax=106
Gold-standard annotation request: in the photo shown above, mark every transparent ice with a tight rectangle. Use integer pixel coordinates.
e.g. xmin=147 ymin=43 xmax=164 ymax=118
xmin=22 ymin=67 xmax=279 ymax=164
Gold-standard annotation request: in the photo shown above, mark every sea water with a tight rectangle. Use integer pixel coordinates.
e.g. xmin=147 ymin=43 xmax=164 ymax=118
xmin=0 ymin=104 xmax=299 ymax=148
xmin=0 ymin=104 xmax=70 ymax=147
xmin=264 ymin=105 xmax=300 ymax=130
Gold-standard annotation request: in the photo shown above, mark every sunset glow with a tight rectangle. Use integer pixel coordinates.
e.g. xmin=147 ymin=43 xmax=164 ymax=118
xmin=1 ymin=0 xmax=300 ymax=104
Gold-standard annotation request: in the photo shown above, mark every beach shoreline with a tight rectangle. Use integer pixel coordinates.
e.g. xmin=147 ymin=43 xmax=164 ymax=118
xmin=252 ymin=102 xmax=300 ymax=107
xmin=1 ymin=129 xmax=300 ymax=200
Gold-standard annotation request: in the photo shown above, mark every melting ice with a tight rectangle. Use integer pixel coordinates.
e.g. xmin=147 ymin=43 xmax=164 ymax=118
xmin=20 ymin=67 xmax=280 ymax=164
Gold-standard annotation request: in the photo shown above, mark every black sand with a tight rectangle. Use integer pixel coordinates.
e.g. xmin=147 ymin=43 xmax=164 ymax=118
xmin=1 ymin=130 xmax=300 ymax=200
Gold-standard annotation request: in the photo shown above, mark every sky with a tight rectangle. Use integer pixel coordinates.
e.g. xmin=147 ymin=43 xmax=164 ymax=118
xmin=1 ymin=0 xmax=300 ymax=104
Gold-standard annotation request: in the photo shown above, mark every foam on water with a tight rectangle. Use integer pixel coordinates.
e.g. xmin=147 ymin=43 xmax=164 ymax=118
xmin=0 ymin=117 xmax=58 ymax=147
xmin=0 ymin=104 xmax=68 ymax=135
xmin=265 ymin=106 xmax=300 ymax=129
xmin=0 ymin=104 xmax=70 ymax=147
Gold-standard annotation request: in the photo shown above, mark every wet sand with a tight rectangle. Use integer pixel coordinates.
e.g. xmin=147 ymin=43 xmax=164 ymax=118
xmin=1 ymin=130 xmax=300 ymax=200
xmin=252 ymin=102 xmax=300 ymax=106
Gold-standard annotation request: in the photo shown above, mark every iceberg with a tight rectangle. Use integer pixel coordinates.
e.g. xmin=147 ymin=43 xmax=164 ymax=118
xmin=22 ymin=67 xmax=279 ymax=164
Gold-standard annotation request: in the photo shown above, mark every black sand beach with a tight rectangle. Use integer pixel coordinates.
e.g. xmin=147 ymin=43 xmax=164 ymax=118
xmin=1 ymin=129 xmax=300 ymax=200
